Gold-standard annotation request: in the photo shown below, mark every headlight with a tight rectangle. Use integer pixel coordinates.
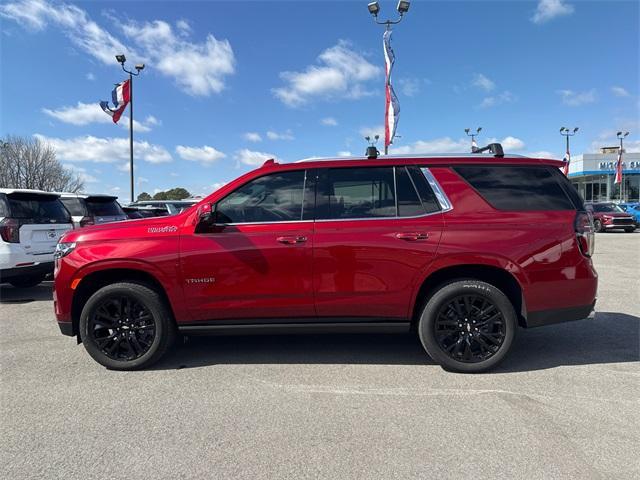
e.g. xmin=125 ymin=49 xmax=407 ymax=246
xmin=54 ymin=242 xmax=76 ymax=259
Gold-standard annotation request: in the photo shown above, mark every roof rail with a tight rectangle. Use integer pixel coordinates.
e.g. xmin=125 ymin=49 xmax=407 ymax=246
xmin=472 ymin=143 xmax=504 ymax=157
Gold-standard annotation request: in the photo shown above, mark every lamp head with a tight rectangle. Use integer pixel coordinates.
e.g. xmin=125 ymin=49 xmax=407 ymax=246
xmin=135 ymin=63 xmax=145 ymax=71
xmin=367 ymin=2 xmax=380 ymax=16
xmin=573 ymin=127 xmax=579 ymax=133
xmin=464 ymin=128 xmax=470 ymax=134
xmin=477 ymin=127 xmax=482 ymax=133
xmin=115 ymin=54 xmax=126 ymax=64
xmin=617 ymin=131 xmax=623 ymax=137
xmin=624 ymin=131 xmax=629 ymax=138
xmin=397 ymin=0 xmax=410 ymax=14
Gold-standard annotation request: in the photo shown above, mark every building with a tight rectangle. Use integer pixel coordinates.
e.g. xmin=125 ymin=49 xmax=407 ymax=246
xmin=568 ymin=147 xmax=640 ymax=203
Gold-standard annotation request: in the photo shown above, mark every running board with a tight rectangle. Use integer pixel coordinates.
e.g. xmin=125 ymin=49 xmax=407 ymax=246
xmin=178 ymin=321 xmax=411 ymax=336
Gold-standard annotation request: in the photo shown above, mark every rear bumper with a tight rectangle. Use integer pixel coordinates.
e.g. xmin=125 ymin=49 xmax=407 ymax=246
xmin=525 ymin=301 xmax=596 ymax=328
xmin=0 ymin=262 xmax=54 ymax=282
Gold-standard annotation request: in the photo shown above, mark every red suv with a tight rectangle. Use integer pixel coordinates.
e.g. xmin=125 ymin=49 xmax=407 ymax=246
xmin=53 ymin=149 xmax=597 ymax=372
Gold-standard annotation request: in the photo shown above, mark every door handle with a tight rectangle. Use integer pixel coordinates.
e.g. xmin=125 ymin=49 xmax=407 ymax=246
xmin=395 ymin=232 xmax=429 ymax=241
xmin=276 ymin=235 xmax=307 ymax=245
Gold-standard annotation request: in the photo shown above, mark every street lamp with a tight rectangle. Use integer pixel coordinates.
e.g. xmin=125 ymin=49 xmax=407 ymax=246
xmin=559 ymin=127 xmax=579 ymax=176
xmin=465 ymin=127 xmax=482 ymax=152
xmin=367 ymin=1 xmax=411 ymax=155
xmin=115 ymin=54 xmax=145 ymax=203
xmin=616 ymin=131 xmax=630 ymax=201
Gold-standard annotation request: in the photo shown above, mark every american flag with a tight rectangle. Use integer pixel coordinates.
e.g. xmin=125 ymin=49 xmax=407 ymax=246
xmin=100 ymin=79 xmax=130 ymax=124
xmin=614 ymin=147 xmax=623 ymax=184
xmin=562 ymin=147 xmax=571 ymax=176
xmin=383 ymin=29 xmax=399 ymax=151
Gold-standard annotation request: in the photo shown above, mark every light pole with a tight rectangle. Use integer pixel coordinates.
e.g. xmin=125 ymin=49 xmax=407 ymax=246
xmin=465 ymin=127 xmax=482 ymax=152
xmin=616 ymin=131 xmax=629 ymax=201
xmin=367 ymin=1 xmax=411 ymax=155
xmin=115 ymin=54 xmax=144 ymax=203
xmin=559 ymin=127 xmax=579 ymax=176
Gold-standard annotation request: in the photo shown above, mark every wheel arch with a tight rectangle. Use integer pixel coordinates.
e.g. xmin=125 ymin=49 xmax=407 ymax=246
xmin=411 ymin=264 xmax=527 ymax=328
xmin=70 ymin=267 xmax=176 ymax=339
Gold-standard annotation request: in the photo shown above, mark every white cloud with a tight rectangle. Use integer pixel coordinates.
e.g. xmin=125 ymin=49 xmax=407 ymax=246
xmin=243 ymin=132 xmax=262 ymax=142
xmin=42 ymin=101 xmax=157 ymax=132
xmin=527 ymin=151 xmax=557 ymax=159
xmin=500 ymin=136 xmax=525 ymax=151
xmin=321 ymin=117 xmax=338 ymax=127
xmin=86 ymin=72 xmax=95 ymax=81
xmin=611 ymin=86 xmax=630 ymax=97
xmin=531 ymin=0 xmax=575 ymax=24
xmin=471 ymin=73 xmax=495 ymax=92
xmin=479 ymin=91 xmax=516 ymax=108
xmin=117 ymin=162 xmax=130 ymax=172
xmin=398 ymin=78 xmax=422 ymax=97
xmin=211 ymin=181 xmax=227 ymax=191
xmin=391 ymin=137 xmax=471 ymax=155
xmin=63 ymin=164 xmax=98 ymax=183
xmin=34 ymin=134 xmax=172 ymax=164
xmin=170 ymin=172 xmax=179 ymax=177
xmin=273 ymin=40 xmax=381 ymax=107
xmin=266 ymin=130 xmax=294 ymax=141
xmin=557 ymin=89 xmax=597 ymax=106
xmin=337 ymin=151 xmax=353 ymax=157
xmin=175 ymin=145 xmax=226 ymax=166
xmin=1 ymin=0 xmax=235 ymax=97
xmin=176 ymin=19 xmax=191 ymax=35
xmin=137 ymin=176 xmax=149 ymax=185
xmin=359 ymin=125 xmax=385 ymax=139
xmin=234 ymin=149 xmax=280 ymax=167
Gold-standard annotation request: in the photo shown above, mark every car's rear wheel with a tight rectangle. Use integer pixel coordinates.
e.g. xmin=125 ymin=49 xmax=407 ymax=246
xmin=418 ymin=280 xmax=517 ymax=373
xmin=8 ymin=274 xmax=46 ymax=289
xmin=593 ymin=219 xmax=603 ymax=233
xmin=79 ymin=282 xmax=176 ymax=370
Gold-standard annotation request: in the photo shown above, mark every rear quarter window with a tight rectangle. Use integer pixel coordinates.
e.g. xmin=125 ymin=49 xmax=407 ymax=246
xmin=454 ymin=166 xmax=574 ymax=211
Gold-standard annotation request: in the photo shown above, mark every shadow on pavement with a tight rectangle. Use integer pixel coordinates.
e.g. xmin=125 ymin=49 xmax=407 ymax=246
xmin=154 ymin=311 xmax=639 ymax=372
xmin=0 ymin=282 xmax=53 ymax=304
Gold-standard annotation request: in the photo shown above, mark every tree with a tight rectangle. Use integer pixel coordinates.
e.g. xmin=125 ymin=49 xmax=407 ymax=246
xmin=137 ymin=192 xmax=152 ymax=201
xmin=152 ymin=187 xmax=191 ymax=200
xmin=0 ymin=135 xmax=84 ymax=192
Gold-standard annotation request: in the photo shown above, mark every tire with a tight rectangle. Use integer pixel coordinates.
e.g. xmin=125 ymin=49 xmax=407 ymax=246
xmin=593 ymin=219 xmax=603 ymax=233
xmin=79 ymin=282 xmax=176 ymax=370
xmin=418 ymin=280 xmax=517 ymax=373
xmin=9 ymin=274 xmax=45 ymax=289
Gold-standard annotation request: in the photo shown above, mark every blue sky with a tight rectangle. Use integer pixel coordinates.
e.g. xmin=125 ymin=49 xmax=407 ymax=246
xmin=1 ymin=0 xmax=638 ymax=200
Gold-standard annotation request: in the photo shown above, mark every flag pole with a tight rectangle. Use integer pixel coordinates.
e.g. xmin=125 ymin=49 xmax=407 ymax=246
xmin=129 ymin=70 xmax=134 ymax=203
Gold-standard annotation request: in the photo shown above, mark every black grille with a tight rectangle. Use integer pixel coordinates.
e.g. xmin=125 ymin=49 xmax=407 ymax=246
xmin=612 ymin=218 xmax=634 ymax=225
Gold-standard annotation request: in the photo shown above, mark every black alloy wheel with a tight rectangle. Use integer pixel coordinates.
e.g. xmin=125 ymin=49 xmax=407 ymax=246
xmin=433 ymin=294 xmax=506 ymax=363
xmin=593 ymin=219 xmax=603 ymax=233
xmin=88 ymin=296 xmax=156 ymax=361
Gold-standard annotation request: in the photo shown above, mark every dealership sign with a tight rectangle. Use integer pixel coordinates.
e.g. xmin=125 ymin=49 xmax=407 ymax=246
xmin=599 ymin=161 xmax=640 ymax=170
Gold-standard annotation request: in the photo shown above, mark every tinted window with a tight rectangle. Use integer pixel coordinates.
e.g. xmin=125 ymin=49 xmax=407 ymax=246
xmin=217 ymin=170 xmax=307 ymax=223
xmin=454 ymin=166 xmax=574 ymax=211
xmin=6 ymin=193 xmax=71 ymax=223
xmin=60 ymin=198 xmax=86 ymax=216
xmin=592 ymin=203 xmax=624 ymax=213
xmin=409 ymin=167 xmax=442 ymax=213
xmin=549 ymin=168 xmax=585 ymax=210
xmin=396 ymin=167 xmax=424 ymax=217
xmin=86 ymin=199 xmax=125 ymax=216
xmin=321 ymin=167 xmax=396 ymax=219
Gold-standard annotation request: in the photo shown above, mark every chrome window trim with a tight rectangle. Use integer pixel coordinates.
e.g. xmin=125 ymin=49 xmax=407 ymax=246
xmin=421 ymin=167 xmax=453 ymax=212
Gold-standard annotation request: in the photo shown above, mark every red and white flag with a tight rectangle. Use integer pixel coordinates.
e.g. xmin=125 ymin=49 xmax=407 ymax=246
xmin=100 ymin=79 xmax=130 ymax=124
xmin=562 ymin=148 xmax=571 ymax=176
xmin=383 ymin=30 xmax=399 ymax=151
xmin=614 ymin=148 xmax=623 ymax=184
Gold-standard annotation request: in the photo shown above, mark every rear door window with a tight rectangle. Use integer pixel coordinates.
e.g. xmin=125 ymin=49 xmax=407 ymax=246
xmin=60 ymin=197 xmax=86 ymax=216
xmin=6 ymin=193 xmax=71 ymax=223
xmin=454 ymin=166 xmax=574 ymax=211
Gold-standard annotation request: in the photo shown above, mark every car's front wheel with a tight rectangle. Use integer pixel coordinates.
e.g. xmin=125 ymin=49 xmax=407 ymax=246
xmin=79 ymin=282 xmax=176 ymax=370
xmin=593 ymin=219 xmax=603 ymax=232
xmin=418 ymin=280 xmax=517 ymax=373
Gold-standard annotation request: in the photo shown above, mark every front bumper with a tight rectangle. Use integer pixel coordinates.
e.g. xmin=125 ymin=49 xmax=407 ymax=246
xmin=525 ymin=301 xmax=596 ymax=328
xmin=0 ymin=262 xmax=54 ymax=283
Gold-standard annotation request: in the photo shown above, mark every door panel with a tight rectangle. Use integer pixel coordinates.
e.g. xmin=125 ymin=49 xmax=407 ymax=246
xmin=181 ymin=222 xmax=315 ymax=321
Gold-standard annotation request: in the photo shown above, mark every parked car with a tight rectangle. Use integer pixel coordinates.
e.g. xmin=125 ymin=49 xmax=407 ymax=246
xmin=128 ymin=199 xmax=198 ymax=215
xmin=133 ymin=206 xmax=170 ymax=218
xmin=58 ymin=193 xmax=127 ymax=228
xmin=54 ymin=149 xmax=597 ymax=373
xmin=585 ymin=202 xmax=636 ymax=232
xmin=1 ymin=189 xmax=73 ymax=288
xmin=121 ymin=206 xmax=144 ymax=219
xmin=618 ymin=202 xmax=640 ymax=227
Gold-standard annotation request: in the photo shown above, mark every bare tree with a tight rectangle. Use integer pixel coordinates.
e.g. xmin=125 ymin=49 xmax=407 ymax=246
xmin=0 ymin=135 xmax=84 ymax=192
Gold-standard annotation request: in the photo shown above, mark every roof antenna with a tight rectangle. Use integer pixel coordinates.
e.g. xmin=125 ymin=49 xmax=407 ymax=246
xmin=365 ymin=135 xmax=380 ymax=159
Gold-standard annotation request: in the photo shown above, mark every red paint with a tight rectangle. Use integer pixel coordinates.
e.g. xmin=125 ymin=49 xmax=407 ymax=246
xmin=54 ymin=155 xmax=598 ymax=332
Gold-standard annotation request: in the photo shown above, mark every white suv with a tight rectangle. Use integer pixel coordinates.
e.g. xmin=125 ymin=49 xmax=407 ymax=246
xmin=0 ymin=189 xmax=73 ymax=288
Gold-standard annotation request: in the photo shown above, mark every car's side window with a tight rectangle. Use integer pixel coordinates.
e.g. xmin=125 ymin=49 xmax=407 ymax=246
xmin=396 ymin=166 xmax=425 ymax=217
xmin=216 ymin=170 xmax=308 ymax=224
xmin=408 ymin=167 xmax=442 ymax=214
xmin=319 ymin=167 xmax=396 ymax=220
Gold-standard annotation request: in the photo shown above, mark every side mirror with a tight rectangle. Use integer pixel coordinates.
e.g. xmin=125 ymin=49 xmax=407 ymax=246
xmin=197 ymin=202 xmax=214 ymax=226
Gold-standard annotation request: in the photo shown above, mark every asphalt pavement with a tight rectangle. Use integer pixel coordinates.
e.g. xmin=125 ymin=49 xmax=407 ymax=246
xmin=1 ymin=232 xmax=638 ymax=479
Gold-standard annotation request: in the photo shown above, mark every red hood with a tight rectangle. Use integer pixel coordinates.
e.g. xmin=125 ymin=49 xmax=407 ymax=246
xmin=61 ymin=214 xmax=186 ymax=243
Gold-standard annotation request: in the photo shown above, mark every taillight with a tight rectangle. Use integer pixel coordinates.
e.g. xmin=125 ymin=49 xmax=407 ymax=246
xmin=575 ymin=211 xmax=595 ymax=257
xmin=79 ymin=216 xmax=94 ymax=227
xmin=0 ymin=218 xmax=20 ymax=243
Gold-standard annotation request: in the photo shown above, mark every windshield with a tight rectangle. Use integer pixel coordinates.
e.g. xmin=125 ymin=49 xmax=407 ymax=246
xmin=592 ymin=203 xmax=625 ymax=213
xmin=6 ymin=193 xmax=71 ymax=223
